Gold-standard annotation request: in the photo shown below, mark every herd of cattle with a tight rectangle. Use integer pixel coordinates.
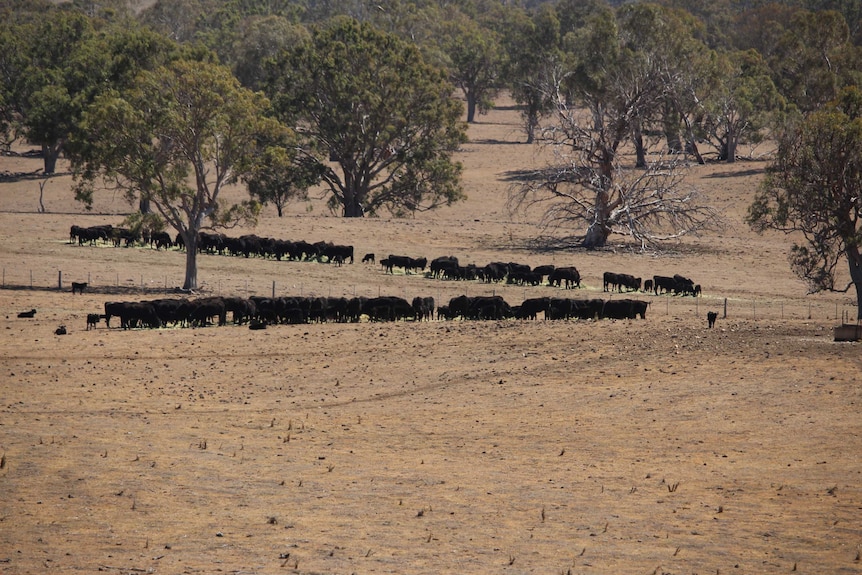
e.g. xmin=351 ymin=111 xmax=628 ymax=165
xmin=95 ymin=293 xmax=652 ymax=330
xmin=69 ymin=224 xmax=353 ymax=264
xmin=68 ymin=224 xmax=706 ymax=330
xmin=67 ymin=225 xmax=702 ymax=297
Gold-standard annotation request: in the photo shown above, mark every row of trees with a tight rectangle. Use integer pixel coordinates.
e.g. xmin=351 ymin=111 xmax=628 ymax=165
xmin=2 ymin=0 xmax=862 ymax=315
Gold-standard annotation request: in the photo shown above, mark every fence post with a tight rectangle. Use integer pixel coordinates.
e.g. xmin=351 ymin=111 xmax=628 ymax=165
xmin=723 ymin=298 xmax=727 ymax=319
xmin=58 ymin=270 xmax=62 ymax=290
xmin=272 ymin=281 xmax=276 ymax=298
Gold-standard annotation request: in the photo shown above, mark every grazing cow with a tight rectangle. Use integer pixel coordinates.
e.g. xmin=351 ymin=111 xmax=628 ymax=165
xmin=151 ymin=231 xmax=173 ymax=250
xmin=532 ymin=265 xmax=555 ymax=283
xmin=430 ymin=256 xmax=459 ymax=279
xmin=17 ymin=309 xmax=36 ymax=318
xmin=548 ymin=266 xmax=581 ymax=289
xmin=436 ymin=305 xmax=453 ymax=320
xmin=673 ymin=274 xmax=697 ymax=296
xmin=362 ymin=253 xmax=375 ymax=264
xmin=517 ymin=297 xmax=550 ymax=320
xmin=383 ymin=255 xmax=426 ymax=274
xmin=187 ymin=297 xmax=227 ymax=327
xmin=653 ymin=275 xmax=678 ymax=295
xmin=86 ymin=313 xmax=101 ymax=330
xmin=318 ymin=242 xmax=354 ymax=264
xmin=103 ymin=301 xmax=161 ymax=329
xmin=707 ymin=311 xmax=718 ymax=328
xmin=602 ymin=299 xmax=650 ymax=320
xmin=71 ymin=282 xmax=87 ymax=294
xmin=363 ymin=296 xmax=414 ymax=321
xmin=111 ymin=227 xmax=138 ymax=247
xmin=643 ymin=279 xmax=653 ymax=293
xmin=223 ymin=297 xmax=256 ymax=325
xmin=603 ymin=272 xmax=619 ymax=292
xmin=412 ymin=296 xmax=435 ymax=321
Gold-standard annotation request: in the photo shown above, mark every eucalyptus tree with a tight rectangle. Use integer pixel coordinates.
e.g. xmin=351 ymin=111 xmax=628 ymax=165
xmin=266 ymin=17 xmax=467 ymax=218
xmin=700 ymin=49 xmax=785 ymax=162
xmin=748 ymin=87 xmax=862 ymax=317
xmin=503 ymin=4 xmax=562 ymax=143
xmin=770 ymin=9 xmax=859 ymax=114
xmin=438 ymin=12 xmax=503 ymax=123
xmin=71 ymin=60 xmax=278 ymax=290
xmin=509 ymin=5 xmax=720 ymax=249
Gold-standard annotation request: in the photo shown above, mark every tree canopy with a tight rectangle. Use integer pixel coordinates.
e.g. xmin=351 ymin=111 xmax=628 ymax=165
xmin=71 ymin=59 xmax=277 ymax=290
xmin=266 ymin=17 xmax=467 ymax=217
xmin=748 ymin=87 xmax=862 ymax=317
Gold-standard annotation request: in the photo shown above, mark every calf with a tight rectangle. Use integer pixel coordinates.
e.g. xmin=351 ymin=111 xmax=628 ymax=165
xmin=86 ymin=313 xmax=101 ymax=330
xmin=362 ymin=253 xmax=375 ymax=264
xmin=55 ymin=325 xmax=67 ymax=335
xmin=17 ymin=309 xmax=36 ymax=318
xmin=707 ymin=311 xmax=718 ymax=328
xmin=71 ymin=281 xmax=87 ymax=294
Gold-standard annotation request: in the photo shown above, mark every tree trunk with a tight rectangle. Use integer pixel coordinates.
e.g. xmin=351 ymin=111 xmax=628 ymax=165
xmin=343 ymin=194 xmax=364 ymax=217
xmin=847 ymin=248 xmax=862 ymax=320
xmin=583 ymin=186 xmax=611 ymax=249
xmin=139 ymin=197 xmax=151 ymax=214
xmin=466 ymin=92 xmax=477 ymax=123
xmin=633 ymin=123 xmax=646 ymax=168
xmin=42 ymin=143 xmax=61 ymax=175
xmin=182 ymin=232 xmax=198 ymax=290
xmin=725 ymin=132 xmax=738 ymax=163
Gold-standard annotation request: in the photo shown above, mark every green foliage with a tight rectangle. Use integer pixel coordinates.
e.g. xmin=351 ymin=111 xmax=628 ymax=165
xmin=267 ymin=17 xmax=467 ymax=217
xmin=700 ymin=49 xmax=785 ymax=162
xmin=770 ymin=9 xmax=856 ymax=113
xmin=437 ymin=12 xmax=503 ymax=122
xmin=72 ymin=59 xmax=278 ymax=289
xmin=748 ymin=87 xmax=862 ymax=311
xmin=243 ymin=130 xmax=325 ymax=216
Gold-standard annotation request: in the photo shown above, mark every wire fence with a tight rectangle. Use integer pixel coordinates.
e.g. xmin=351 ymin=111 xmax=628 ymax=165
xmin=1 ymin=265 xmax=858 ymax=323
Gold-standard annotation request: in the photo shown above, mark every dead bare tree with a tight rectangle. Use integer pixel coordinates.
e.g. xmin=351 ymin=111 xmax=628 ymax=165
xmin=508 ymin=77 xmax=722 ymax=250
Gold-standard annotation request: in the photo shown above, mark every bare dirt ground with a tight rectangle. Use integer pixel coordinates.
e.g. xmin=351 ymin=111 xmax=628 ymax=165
xmin=1 ymin=100 xmax=861 ymax=575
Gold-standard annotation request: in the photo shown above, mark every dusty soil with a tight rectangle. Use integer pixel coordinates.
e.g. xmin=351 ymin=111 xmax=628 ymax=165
xmin=1 ymin=100 xmax=861 ymax=575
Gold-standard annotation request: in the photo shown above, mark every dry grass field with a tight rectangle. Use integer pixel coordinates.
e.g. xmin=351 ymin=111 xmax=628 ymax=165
xmin=1 ymin=100 xmax=861 ymax=575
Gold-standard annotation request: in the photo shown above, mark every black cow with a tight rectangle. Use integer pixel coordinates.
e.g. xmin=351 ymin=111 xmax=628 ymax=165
xmin=548 ymin=266 xmax=581 ymax=289
xmin=383 ymin=255 xmax=426 ymax=274
xmin=653 ymin=275 xmax=678 ymax=295
xmin=104 ymin=301 xmax=161 ymax=329
xmin=707 ymin=311 xmax=718 ymax=328
xmin=319 ymin=243 xmax=354 ymax=264
xmin=187 ymin=297 xmax=227 ymax=327
xmin=430 ymin=256 xmax=459 ymax=279
xmin=362 ymin=253 xmax=375 ymax=264
xmin=71 ymin=282 xmax=87 ymax=294
xmin=532 ymin=265 xmax=555 ymax=283
xmin=412 ymin=296 xmax=435 ymax=321
xmin=517 ymin=297 xmax=550 ymax=320
xmin=86 ymin=313 xmax=102 ymax=330
xmin=601 ymin=299 xmax=649 ymax=320
xmin=149 ymin=298 xmax=191 ymax=327
xmin=17 ymin=309 xmax=36 ymax=318
xmin=363 ymin=296 xmax=413 ymax=321
xmin=151 ymin=231 xmax=173 ymax=250
xmin=225 ymin=297 xmax=257 ymax=325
